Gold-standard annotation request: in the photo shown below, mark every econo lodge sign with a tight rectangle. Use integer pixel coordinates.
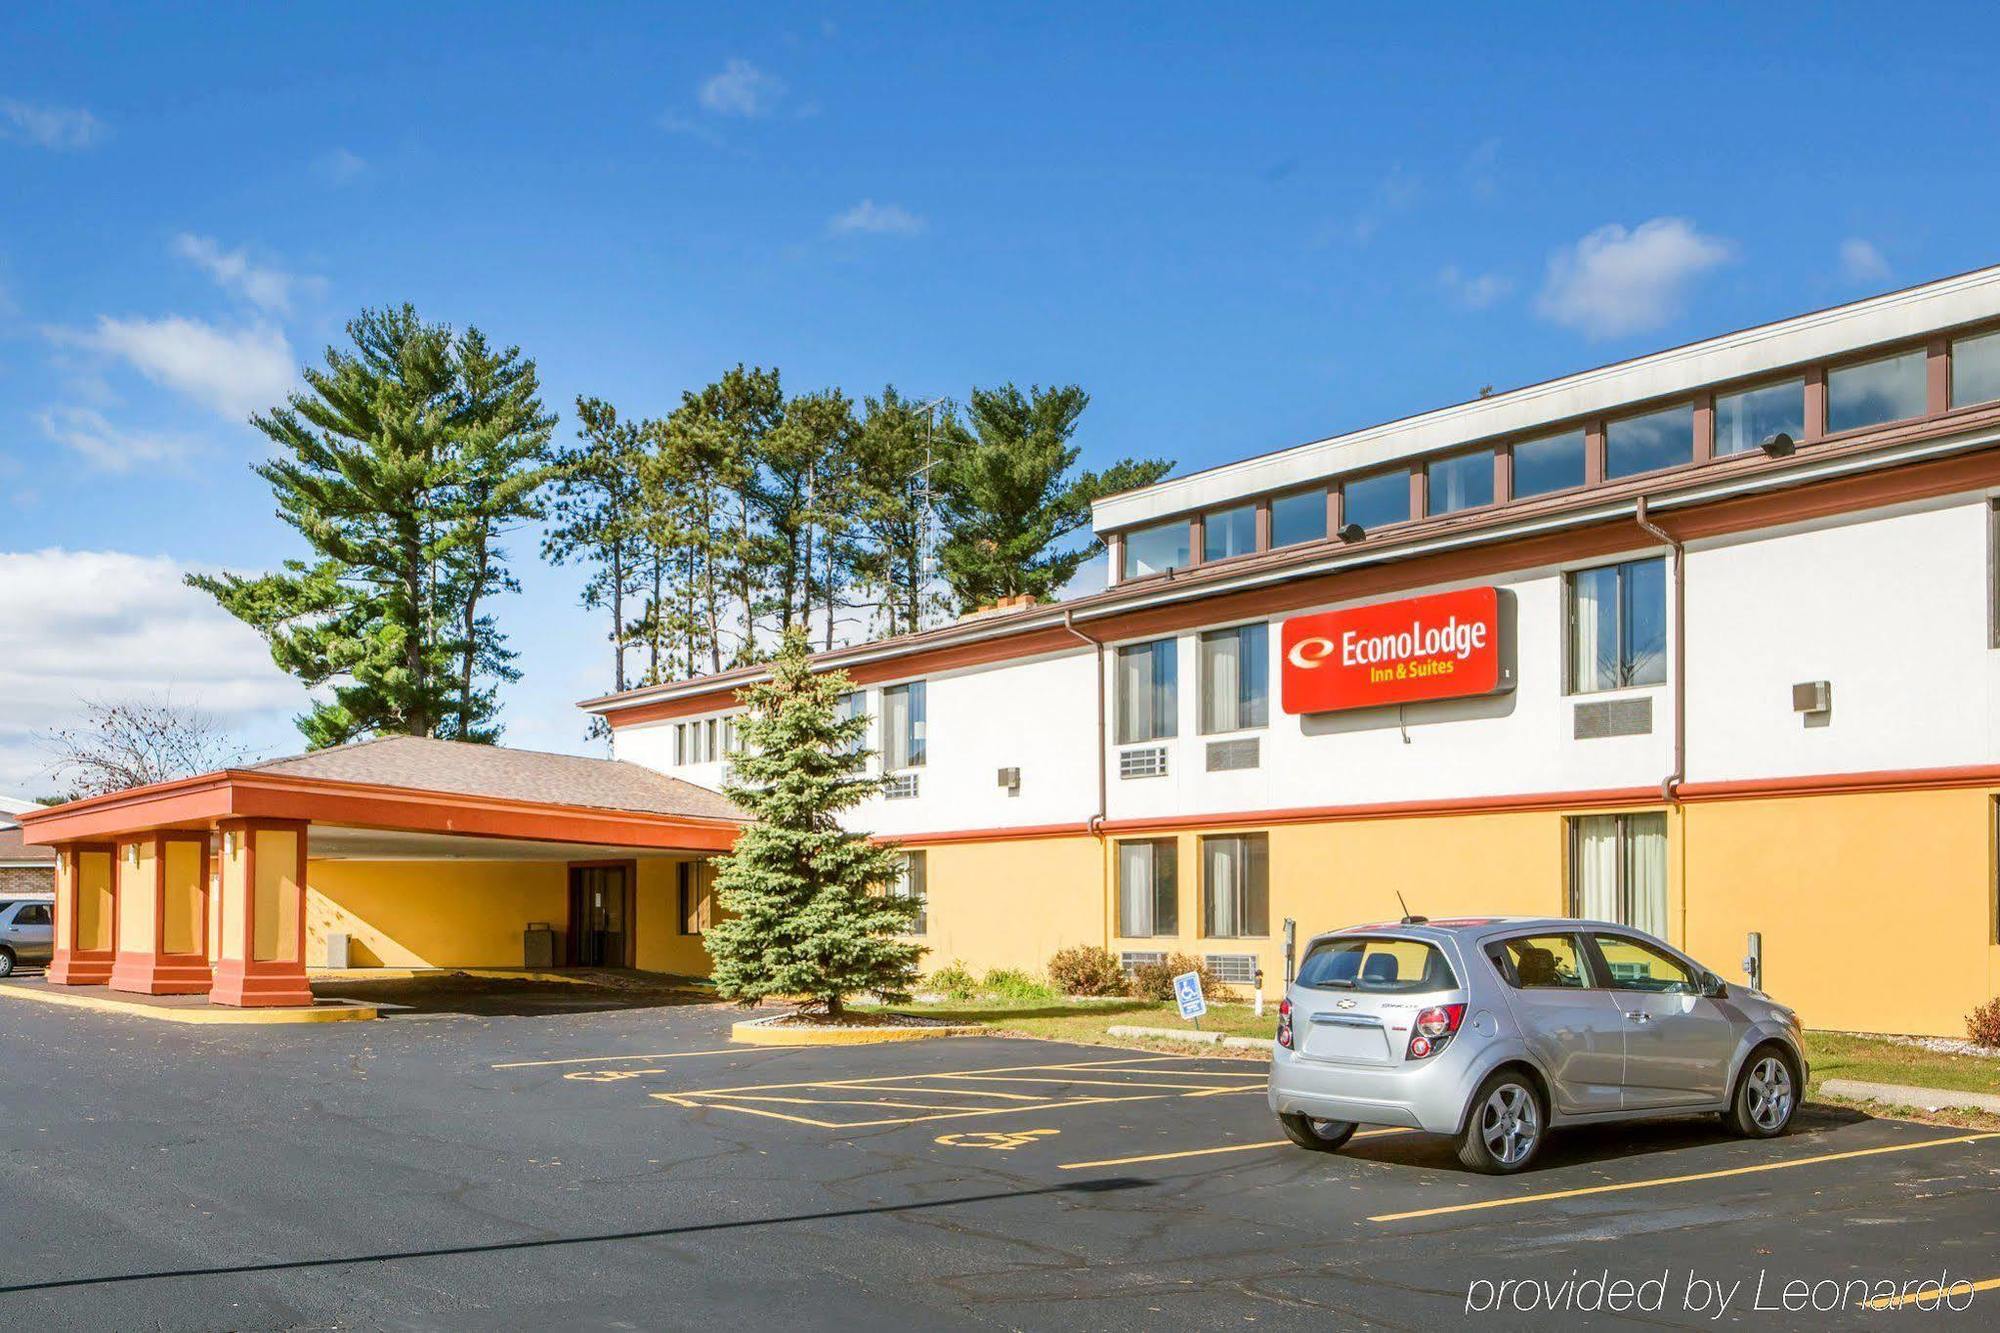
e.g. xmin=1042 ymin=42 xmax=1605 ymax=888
xmin=1281 ymin=586 xmax=1509 ymax=714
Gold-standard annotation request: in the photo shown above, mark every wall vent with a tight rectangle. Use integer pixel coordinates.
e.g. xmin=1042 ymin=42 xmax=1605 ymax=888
xmin=1119 ymin=950 xmax=1167 ymax=975
xmin=1119 ymin=746 xmax=1169 ymax=779
xmin=1204 ymin=953 xmax=1259 ymax=986
xmin=883 ymin=773 xmax=921 ymax=800
xmin=1205 ymin=738 xmax=1260 ymax=772
xmin=1572 ymin=697 xmax=1652 ymax=740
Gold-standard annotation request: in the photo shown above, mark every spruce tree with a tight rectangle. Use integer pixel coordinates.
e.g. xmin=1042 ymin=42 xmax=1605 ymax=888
xmin=704 ymin=626 xmax=922 ymax=1015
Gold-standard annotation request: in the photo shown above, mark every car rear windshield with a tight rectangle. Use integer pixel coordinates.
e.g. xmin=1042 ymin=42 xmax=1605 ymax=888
xmin=1295 ymin=937 xmax=1458 ymax=993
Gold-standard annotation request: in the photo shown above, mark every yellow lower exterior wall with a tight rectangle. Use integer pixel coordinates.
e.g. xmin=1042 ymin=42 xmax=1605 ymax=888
xmin=899 ymin=788 xmax=1998 ymax=1039
xmin=632 ymin=857 xmax=715 ymax=976
xmin=307 ymin=860 xmax=567 ymax=969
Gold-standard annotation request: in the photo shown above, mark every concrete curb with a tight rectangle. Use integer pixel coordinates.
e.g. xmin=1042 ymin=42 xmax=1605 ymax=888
xmin=1107 ymin=1023 xmax=1275 ymax=1052
xmin=730 ymin=1013 xmax=983 ymax=1046
xmin=0 ymin=980 xmax=377 ymax=1025
xmin=1822 ymin=1077 xmax=2000 ymax=1115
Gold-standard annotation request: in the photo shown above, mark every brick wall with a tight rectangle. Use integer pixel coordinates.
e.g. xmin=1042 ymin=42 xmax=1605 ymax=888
xmin=0 ymin=866 xmax=53 ymax=895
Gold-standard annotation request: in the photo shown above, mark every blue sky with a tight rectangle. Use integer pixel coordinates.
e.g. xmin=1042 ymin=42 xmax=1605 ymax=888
xmin=4 ymin=3 xmax=1998 ymax=789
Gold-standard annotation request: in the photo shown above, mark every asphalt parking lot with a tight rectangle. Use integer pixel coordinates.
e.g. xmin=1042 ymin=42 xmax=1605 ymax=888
xmin=2 ymin=996 xmax=1996 ymax=1330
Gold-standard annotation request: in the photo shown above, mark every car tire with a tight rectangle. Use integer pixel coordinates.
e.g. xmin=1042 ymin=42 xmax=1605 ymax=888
xmin=1457 ymin=1069 xmax=1546 ymax=1174
xmin=1278 ymin=1112 xmax=1358 ymax=1152
xmin=1725 ymin=1044 xmax=1799 ymax=1138
xmin=0 ymin=947 xmax=14 ymax=978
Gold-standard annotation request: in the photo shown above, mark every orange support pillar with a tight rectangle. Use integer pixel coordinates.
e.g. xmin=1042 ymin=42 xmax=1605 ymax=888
xmin=209 ymin=820 xmax=314 ymax=1007
xmin=107 ymin=832 xmax=213 ymax=995
xmin=47 ymin=842 xmax=117 ymax=985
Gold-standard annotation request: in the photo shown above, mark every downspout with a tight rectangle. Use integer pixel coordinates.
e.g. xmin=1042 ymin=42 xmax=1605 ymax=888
xmin=1063 ymin=609 xmax=1111 ymax=950
xmin=1634 ymin=494 xmax=1689 ymax=949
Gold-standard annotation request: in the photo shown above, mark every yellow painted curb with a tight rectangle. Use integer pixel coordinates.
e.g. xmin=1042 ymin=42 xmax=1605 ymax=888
xmin=306 ymin=967 xmax=599 ymax=986
xmin=730 ymin=1013 xmax=983 ymax=1046
xmin=0 ymin=982 xmax=377 ymax=1025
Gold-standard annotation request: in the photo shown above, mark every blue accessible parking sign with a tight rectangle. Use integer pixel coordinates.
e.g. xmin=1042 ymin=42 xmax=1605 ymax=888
xmin=1172 ymin=971 xmax=1207 ymax=1022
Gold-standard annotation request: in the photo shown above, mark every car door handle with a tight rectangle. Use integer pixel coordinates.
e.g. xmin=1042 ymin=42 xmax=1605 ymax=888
xmin=1623 ymin=1011 xmax=1651 ymax=1023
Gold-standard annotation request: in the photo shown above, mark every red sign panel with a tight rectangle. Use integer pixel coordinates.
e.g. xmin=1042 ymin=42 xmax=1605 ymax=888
xmin=1281 ymin=586 xmax=1507 ymax=714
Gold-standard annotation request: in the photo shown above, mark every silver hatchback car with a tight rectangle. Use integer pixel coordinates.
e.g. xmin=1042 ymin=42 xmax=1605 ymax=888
xmin=1267 ymin=916 xmax=1807 ymax=1173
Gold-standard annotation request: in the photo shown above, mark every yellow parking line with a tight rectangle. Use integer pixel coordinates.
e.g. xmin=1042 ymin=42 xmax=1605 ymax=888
xmin=655 ymin=1055 xmax=1225 ymax=1101
xmin=656 ymin=1090 xmax=1146 ymax=1129
xmin=1059 ymin=1128 xmax=1413 ymax=1171
xmin=711 ymin=1095 xmax=1022 ymax=1114
xmin=820 ymin=1083 xmax=1052 ymax=1102
xmin=938 ymin=1074 xmax=1261 ymax=1093
xmin=1369 ymin=1131 xmax=2000 ymax=1223
xmin=491 ymin=1047 xmax=784 ymax=1070
xmin=1864 ymin=1275 xmax=2000 ymax=1311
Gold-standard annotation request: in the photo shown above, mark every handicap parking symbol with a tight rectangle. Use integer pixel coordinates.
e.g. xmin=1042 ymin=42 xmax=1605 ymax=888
xmin=934 ymin=1128 xmax=1060 ymax=1151
xmin=1173 ymin=971 xmax=1208 ymax=1021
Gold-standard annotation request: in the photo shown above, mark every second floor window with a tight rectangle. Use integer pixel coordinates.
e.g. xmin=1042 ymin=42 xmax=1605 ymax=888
xmin=1567 ymin=557 xmax=1666 ymax=693
xmin=1199 ymin=623 xmax=1268 ymax=734
xmin=1116 ymin=638 xmax=1178 ymax=744
xmin=882 ymin=682 xmax=926 ymax=769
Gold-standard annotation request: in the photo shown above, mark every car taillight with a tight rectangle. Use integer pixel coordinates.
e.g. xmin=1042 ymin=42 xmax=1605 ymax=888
xmin=1406 ymin=1003 xmax=1465 ymax=1060
xmin=1276 ymin=996 xmax=1293 ymax=1050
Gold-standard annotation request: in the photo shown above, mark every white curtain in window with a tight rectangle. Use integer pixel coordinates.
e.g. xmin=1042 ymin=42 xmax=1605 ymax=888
xmin=1201 ymin=632 xmax=1240 ymax=734
xmin=1624 ymin=814 xmax=1668 ymax=937
xmin=1571 ymin=567 xmax=1611 ymax=692
xmin=1205 ymin=837 xmax=1240 ymax=937
xmin=1572 ymin=815 xmax=1621 ymax=921
xmin=1118 ymin=842 xmax=1153 ymax=937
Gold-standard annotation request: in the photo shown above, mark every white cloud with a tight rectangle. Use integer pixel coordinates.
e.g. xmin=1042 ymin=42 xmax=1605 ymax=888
xmin=829 ymin=199 xmax=926 ymax=237
xmin=698 ymin=59 xmax=785 ymax=117
xmin=1 ymin=98 xmax=102 ymax=150
xmin=315 ymin=146 xmax=367 ymax=185
xmin=55 ymin=315 xmax=295 ymax=420
xmin=172 ymin=233 xmax=320 ymax=314
xmin=1438 ymin=264 xmax=1514 ymax=310
xmin=657 ymin=110 xmax=724 ymax=145
xmin=35 ymin=406 xmax=202 ymax=472
xmin=0 ymin=549 xmax=304 ymax=791
xmin=1535 ymin=217 xmax=1733 ymax=339
xmin=1840 ymin=237 xmax=1891 ymax=284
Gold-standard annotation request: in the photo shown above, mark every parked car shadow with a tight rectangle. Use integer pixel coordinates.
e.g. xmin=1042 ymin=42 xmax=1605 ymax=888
xmin=312 ymin=970 xmax=717 ymax=1018
xmin=1333 ymin=1102 xmax=1870 ymax=1174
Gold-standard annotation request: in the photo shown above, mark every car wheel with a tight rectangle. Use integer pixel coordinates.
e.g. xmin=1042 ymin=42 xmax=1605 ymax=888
xmin=1726 ymin=1045 xmax=1799 ymax=1138
xmin=1457 ymin=1069 xmax=1545 ymax=1174
xmin=1278 ymin=1112 xmax=1358 ymax=1152
xmin=0 ymin=947 xmax=14 ymax=978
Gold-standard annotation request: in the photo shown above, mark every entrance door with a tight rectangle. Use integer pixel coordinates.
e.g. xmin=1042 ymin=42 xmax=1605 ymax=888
xmin=567 ymin=865 xmax=630 ymax=967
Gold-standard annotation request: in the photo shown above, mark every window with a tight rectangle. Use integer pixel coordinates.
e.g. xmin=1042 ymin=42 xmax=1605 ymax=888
xmin=1117 ymin=839 xmax=1178 ymax=937
xmin=1202 ymin=504 xmax=1257 ymax=562
xmin=1487 ymin=934 xmax=1591 ymax=989
xmin=1827 ymin=349 xmax=1927 ymax=433
xmin=891 ymin=851 xmax=927 ymax=934
xmin=705 ymin=718 xmax=718 ymax=761
xmin=1605 ymin=403 xmax=1693 ymax=478
xmin=721 ymin=715 xmax=746 ymax=756
xmin=1591 ymin=933 xmax=1696 ymax=993
xmin=1116 ymin=638 xmax=1178 ymax=744
xmin=1123 ymin=520 xmax=1190 ymax=579
xmin=1428 ymin=450 xmax=1494 ymax=514
xmin=1512 ymin=429 xmax=1586 ymax=498
xmin=1201 ymin=833 xmax=1268 ymax=938
xmin=1569 ymin=813 xmax=1669 ymax=936
xmin=1567 ymin=557 xmax=1666 ymax=693
xmin=1953 ymin=330 xmax=2000 ymax=409
xmin=835 ymin=691 xmax=867 ymax=760
xmin=675 ymin=720 xmax=719 ymax=764
xmin=1270 ymin=489 xmax=1327 ymax=547
xmin=1342 ymin=470 xmax=1410 ymax=530
xmin=677 ymin=861 xmax=713 ymax=935
xmin=1198 ymin=623 xmax=1268 ymax=734
xmin=1715 ymin=379 xmax=1804 ymax=456
xmin=881 ymin=682 xmax=926 ymax=769
xmin=1297 ymin=936 xmax=1457 ymax=992
xmin=673 ymin=724 xmax=685 ymax=765
xmin=13 ymin=903 xmax=50 ymax=927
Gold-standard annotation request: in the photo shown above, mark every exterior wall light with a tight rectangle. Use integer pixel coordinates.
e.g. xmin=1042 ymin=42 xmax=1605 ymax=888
xmin=1760 ymin=432 xmax=1796 ymax=457
xmin=1337 ymin=522 xmax=1366 ymax=544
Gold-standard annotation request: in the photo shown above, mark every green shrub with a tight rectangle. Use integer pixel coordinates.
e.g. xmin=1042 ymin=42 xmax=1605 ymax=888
xmin=1968 ymin=997 xmax=2000 ymax=1048
xmin=981 ymin=967 xmax=1057 ymax=1002
xmin=1047 ymin=945 xmax=1126 ymax=997
xmin=927 ymin=961 xmax=979 ymax=1001
xmin=1130 ymin=952 xmax=1236 ymax=1005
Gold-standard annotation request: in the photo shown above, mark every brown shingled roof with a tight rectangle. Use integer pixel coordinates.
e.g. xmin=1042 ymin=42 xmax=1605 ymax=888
xmin=0 ymin=824 xmax=57 ymax=865
xmin=243 ymin=735 xmax=743 ymax=822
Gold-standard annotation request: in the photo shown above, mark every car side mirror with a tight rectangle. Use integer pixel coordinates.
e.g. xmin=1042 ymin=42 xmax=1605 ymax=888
xmin=1699 ymin=971 xmax=1728 ymax=999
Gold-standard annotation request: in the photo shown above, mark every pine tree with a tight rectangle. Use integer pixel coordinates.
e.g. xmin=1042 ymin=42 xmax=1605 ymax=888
xmin=543 ymin=397 xmax=647 ymax=704
xmin=704 ymin=626 xmax=923 ymax=1015
xmin=190 ymin=305 xmax=551 ymax=747
xmin=936 ymin=383 xmax=1173 ymax=610
xmin=850 ymin=386 xmax=952 ymax=637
